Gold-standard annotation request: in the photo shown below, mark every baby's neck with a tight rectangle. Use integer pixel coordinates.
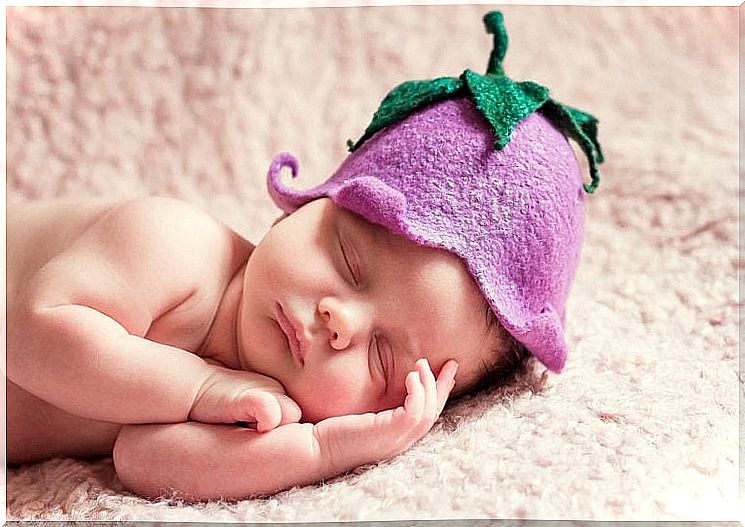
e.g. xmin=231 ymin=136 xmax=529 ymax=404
xmin=197 ymin=264 xmax=246 ymax=370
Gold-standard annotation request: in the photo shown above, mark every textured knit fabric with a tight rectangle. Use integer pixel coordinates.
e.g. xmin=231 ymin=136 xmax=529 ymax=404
xmin=268 ymin=97 xmax=584 ymax=372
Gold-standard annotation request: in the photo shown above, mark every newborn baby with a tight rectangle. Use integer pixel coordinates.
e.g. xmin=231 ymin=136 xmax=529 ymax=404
xmin=6 ymin=11 xmax=602 ymax=501
xmin=7 ymin=196 xmax=482 ymax=499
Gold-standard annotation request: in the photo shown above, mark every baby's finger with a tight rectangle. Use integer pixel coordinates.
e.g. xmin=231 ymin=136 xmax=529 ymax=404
xmin=249 ymin=393 xmax=283 ymax=433
xmin=416 ymin=359 xmax=438 ymax=419
xmin=277 ymin=394 xmax=302 ymax=425
xmin=435 ymin=360 xmax=459 ymax=414
xmin=403 ymin=369 xmax=425 ymax=422
xmin=417 ymin=358 xmax=436 ymax=395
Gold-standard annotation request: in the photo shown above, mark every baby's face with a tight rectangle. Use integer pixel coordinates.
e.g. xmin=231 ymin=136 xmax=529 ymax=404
xmin=237 ymin=198 xmax=498 ymax=422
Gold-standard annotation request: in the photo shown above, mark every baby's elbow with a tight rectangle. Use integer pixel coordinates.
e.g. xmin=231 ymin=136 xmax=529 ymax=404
xmin=113 ymin=426 xmax=171 ymax=500
xmin=114 ymin=425 xmax=216 ymax=502
xmin=113 ymin=427 xmax=145 ymax=495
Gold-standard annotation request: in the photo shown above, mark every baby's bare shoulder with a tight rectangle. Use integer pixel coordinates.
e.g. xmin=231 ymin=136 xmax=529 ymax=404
xmin=105 ymin=196 xmax=229 ymax=242
xmin=86 ymin=196 xmax=252 ymax=292
xmin=17 ymin=197 xmax=252 ymax=328
xmin=96 ymin=196 xmax=249 ymax=261
xmin=8 ymin=197 xmax=235 ymax=274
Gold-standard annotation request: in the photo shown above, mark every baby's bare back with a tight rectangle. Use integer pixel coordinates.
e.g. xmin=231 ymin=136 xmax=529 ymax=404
xmin=6 ymin=198 xmax=249 ymax=464
xmin=8 ymin=200 xmax=125 ymax=462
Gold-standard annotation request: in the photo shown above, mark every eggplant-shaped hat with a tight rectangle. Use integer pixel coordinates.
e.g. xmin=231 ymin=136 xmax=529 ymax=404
xmin=267 ymin=11 xmax=604 ymax=372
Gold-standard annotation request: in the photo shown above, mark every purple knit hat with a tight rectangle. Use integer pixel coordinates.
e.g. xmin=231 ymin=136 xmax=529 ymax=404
xmin=266 ymin=12 xmax=603 ymax=372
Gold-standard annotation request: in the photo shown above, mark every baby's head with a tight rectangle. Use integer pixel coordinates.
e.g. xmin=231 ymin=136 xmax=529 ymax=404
xmin=240 ymin=11 xmax=603 ymax=422
xmin=239 ymin=197 xmax=518 ymax=422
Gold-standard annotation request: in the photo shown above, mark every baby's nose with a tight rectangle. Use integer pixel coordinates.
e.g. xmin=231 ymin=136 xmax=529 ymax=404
xmin=329 ymin=328 xmax=351 ymax=350
xmin=318 ymin=297 xmax=364 ymax=351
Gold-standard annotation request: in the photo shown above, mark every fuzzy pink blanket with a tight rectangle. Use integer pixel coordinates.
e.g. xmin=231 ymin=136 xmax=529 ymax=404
xmin=5 ymin=5 xmax=739 ymax=521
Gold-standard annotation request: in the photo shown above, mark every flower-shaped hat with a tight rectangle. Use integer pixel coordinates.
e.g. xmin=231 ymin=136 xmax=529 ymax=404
xmin=267 ymin=11 xmax=604 ymax=372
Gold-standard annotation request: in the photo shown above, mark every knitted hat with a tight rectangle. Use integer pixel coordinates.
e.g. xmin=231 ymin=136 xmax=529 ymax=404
xmin=266 ymin=11 xmax=603 ymax=372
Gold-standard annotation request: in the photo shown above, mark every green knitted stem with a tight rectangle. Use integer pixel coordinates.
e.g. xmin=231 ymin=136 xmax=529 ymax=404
xmin=484 ymin=11 xmax=508 ymax=76
xmin=346 ymin=10 xmax=604 ymax=193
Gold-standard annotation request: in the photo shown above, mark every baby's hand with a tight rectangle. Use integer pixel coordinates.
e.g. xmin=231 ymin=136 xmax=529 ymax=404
xmin=312 ymin=358 xmax=458 ymax=472
xmin=189 ymin=366 xmax=302 ymax=432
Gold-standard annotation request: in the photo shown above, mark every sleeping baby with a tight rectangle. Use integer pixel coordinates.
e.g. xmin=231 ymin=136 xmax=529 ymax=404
xmin=5 ymin=11 xmax=603 ymax=501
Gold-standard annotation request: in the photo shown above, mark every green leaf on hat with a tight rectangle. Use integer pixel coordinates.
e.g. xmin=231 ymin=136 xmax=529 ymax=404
xmin=461 ymin=70 xmax=549 ymax=149
xmin=540 ymin=99 xmax=603 ymax=193
xmin=346 ymin=76 xmax=465 ymax=151
xmin=346 ymin=10 xmax=604 ymax=193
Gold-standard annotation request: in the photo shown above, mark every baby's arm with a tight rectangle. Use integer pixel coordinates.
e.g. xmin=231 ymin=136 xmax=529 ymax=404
xmin=7 ymin=198 xmax=281 ymax=426
xmin=114 ymin=359 xmax=457 ymax=501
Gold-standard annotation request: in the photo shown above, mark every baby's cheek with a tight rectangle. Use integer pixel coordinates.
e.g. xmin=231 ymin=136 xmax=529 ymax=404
xmin=294 ymin=372 xmax=380 ymax=423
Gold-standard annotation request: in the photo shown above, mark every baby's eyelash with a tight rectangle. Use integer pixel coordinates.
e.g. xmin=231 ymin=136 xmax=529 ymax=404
xmin=340 ymin=238 xmax=358 ymax=285
xmin=374 ymin=336 xmax=383 ymax=373
xmin=374 ymin=335 xmax=388 ymax=383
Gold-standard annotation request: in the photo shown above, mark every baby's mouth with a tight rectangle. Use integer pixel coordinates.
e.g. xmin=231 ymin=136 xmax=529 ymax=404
xmin=276 ymin=304 xmax=305 ymax=366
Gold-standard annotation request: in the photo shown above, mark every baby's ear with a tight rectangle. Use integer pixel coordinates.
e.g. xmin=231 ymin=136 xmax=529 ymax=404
xmin=272 ymin=213 xmax=289 ymax=227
